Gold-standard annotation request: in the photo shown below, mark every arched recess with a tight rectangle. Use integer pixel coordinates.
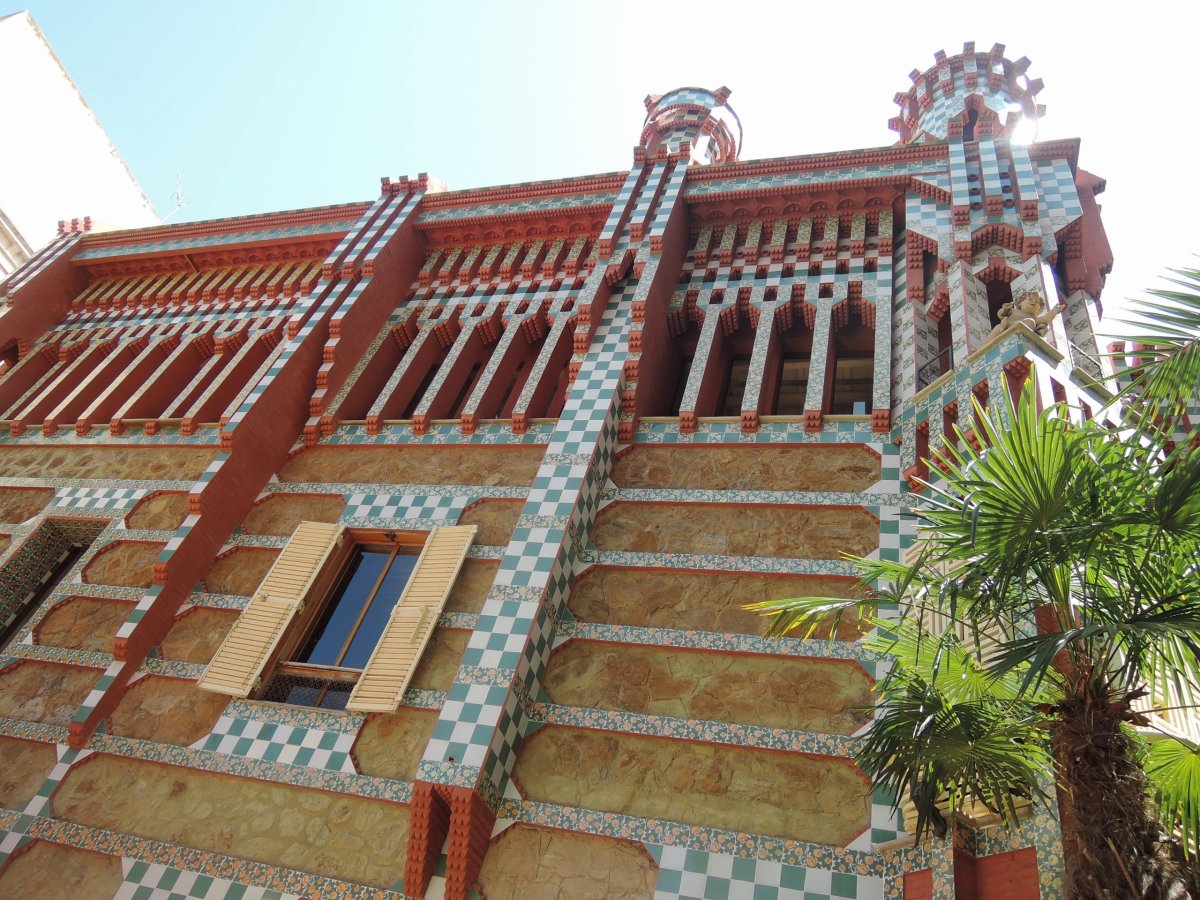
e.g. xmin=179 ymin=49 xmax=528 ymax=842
xmin=823 ymin=296 xmax=876 ymax=415
xmin=762 ymin=292 xmax=816 ymax=417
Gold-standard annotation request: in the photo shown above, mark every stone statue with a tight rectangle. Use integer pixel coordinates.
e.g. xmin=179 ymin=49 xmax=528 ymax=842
xmin=987 ymin=290 xmax=1066 ymax=341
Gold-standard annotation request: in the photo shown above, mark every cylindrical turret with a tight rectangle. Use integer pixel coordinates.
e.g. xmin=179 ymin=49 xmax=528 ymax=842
xmin=641 ymin=86 xmax=742 ymax=164
xmin=889 ymin=42 xmax=1045 ymax=144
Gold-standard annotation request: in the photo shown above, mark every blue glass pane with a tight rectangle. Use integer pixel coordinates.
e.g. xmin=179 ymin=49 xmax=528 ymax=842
xmin=301 ymin=549 xmax=389 ymax=666
xmin=342 ymin=553 xmax=417 ymax=669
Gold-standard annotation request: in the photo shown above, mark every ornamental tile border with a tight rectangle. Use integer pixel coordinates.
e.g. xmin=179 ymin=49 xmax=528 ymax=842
xmin=528 ymin=702 xmax=858 ymax=758
xmin=496 ymin=799 xmax=881 ymax=875
xmin=557 ymin=616 xmax=878 ymax=662
xmin=10 ymin=818 xmax=404 ymax=900
xmin=588 ymin=549 xmax=865 ymax=578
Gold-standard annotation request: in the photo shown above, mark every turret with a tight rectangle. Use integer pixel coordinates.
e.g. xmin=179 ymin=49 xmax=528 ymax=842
xmin=889 ymin=42 xmax=1045 ymax=144
xmin=641 ymin=86 xmax=742 ymax=164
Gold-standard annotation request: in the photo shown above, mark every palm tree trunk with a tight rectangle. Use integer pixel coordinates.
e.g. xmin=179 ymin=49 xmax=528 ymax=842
xmin=1051 ymin=677 xmax=1188 ymax=898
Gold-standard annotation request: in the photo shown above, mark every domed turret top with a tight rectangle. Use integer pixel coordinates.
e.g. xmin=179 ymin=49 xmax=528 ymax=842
xmin=889 ymin=42 xmax=1045 ymax=144
xmin=641 ymin=86 xmax=742 ymax=164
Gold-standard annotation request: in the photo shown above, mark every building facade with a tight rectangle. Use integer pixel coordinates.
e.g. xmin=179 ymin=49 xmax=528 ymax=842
xmin=0 ymin=43 xmax=1114 ymax=899
xmin=0 ymin=11 xmax=159 ymax=276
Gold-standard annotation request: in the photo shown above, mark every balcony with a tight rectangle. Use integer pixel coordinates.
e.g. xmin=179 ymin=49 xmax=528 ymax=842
xmin=918 ymin=346 xmax=954 ymax=389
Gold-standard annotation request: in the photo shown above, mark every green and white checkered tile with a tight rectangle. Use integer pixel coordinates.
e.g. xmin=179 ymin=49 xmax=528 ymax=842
xmin=116 ymin=859 xmax=301 ymax=900
xmin=19 ymin=745 xmax=93 ymax=817
xmin=52 ymin=487 xmax=147 ymax=513
xmin=526 ymin=464 xmax=591 ymax=517
xmin=193 ymin=716 xmax=356 ymax=773
xmin=650 ymin=846 xmax=883 ymax=900
xmin=422 ymin=682 xmax=511 ymax=768
xmin=1035 ymin=160 xmax=1083 ymax=221
xmin=343 ymin=493 xmax=467 ymax=521
xmin=859 ymin=783 xmax=907 ymax=849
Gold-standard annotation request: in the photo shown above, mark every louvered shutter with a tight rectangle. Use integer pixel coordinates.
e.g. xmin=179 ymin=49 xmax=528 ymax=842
xmin=346 ymin=524 xmax=476 ymax=712
xmin=198 ymin=521 xmax=345 ymax=696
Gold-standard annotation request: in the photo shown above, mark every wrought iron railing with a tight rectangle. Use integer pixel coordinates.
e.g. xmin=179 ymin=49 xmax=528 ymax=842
xmin=917 ymin=347 xmax=954 ymax=389
xmin=1068 ymin=339 xmax=1104 ymax=383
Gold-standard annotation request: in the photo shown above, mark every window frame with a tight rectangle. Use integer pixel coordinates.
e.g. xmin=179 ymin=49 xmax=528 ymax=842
xmin=256 ymin=528 xmax=426 ymax=709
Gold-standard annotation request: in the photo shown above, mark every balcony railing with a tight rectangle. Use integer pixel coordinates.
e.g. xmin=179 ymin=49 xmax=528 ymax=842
xmin=1068 ymin=339 xmax=1105 ymax=383
xmin=918 ymin=347 xmax=954 ymax=389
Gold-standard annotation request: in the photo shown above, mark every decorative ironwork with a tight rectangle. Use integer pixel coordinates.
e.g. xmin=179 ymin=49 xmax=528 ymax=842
xmin=1068 ymin=339 xmax=1104 ymax=383
xmin=918 ymin=346 xmax=954 ymax=388
xmin=260 ymin=665 xmax=357 ymax=710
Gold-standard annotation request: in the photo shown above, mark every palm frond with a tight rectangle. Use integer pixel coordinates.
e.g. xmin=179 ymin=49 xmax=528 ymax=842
xmin=745 ymin=593 xmax=874 ymax=639
xmin=1146 ymin=737 xmax=1200 ymax=859
xmin=858 ymin=672 xmax=1053 ymax=840
xmin=1110 ymin=264 xmax=1200 ymax=420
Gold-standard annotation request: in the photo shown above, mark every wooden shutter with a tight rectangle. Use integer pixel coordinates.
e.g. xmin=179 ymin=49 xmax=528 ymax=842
xmin=198 ymin=521 xmax=345 ymax=697
xmin=346 ymin=524 xmax=476 ymax=712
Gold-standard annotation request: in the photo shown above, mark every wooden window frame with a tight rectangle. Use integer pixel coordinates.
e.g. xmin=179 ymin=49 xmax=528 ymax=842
xmin=258 ymin=529 xmax=426 ymax=708
xmin=199 ymin=524 xmax=475 ymax=711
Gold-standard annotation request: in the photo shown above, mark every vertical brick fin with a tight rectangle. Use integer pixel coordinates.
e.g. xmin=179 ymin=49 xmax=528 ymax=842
xmin=442 ymin=786 xmax=497 ymax=900
xmin=404 ymin=782 xmax=452 ymax=899
xmin=197 ymin=521 xmax=344 ymax=696
xmin=345 ymin=524 xmax=477 ymax=712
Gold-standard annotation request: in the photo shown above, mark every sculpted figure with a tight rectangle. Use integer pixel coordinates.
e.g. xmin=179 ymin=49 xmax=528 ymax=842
xmin=987 ymin=290 xmax=1066 ymax=341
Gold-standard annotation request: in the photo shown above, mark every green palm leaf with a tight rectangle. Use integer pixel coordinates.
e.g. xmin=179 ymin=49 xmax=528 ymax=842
xmin=1146 ymin=738 xmax=1200 ymax=859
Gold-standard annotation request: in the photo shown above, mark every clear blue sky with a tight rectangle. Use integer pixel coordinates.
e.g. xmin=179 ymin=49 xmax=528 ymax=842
xmin=11 ymin=0 xmax=1197 ymax=320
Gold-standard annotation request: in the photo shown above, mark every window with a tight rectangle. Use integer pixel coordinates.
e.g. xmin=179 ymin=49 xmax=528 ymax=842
xmin=262 ymin=542 xmax=419 ymax=710
xmin=1 ymin=545 xmax=86 ymax=651
xmin=829 ymin=353 xmax=873 ymax=415
xmin=774 ymin=355 xmax=810 ymax=415
xmin=720 ymin=356 xmax=751 ymax=416
xmin=199 ymin=523 xmax=476 ymax=712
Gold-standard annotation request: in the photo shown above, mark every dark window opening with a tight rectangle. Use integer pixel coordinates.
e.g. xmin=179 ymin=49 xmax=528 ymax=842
xmin=0 ymin=545 xmax=87 ymax=650
xmin=942 ymin=406 xmax=958 ymax=449
xmin=401 ymin=365 xmax=441 ymax=419
xmin=775 ymin=355 xmax=810 ymax=415
xmin=494 ymin=360 xmax=526 ymax=418
xmin=963 ymin=108 xmax=978 ymax=142
xmin=720 ymin=356 xmax=752 ymax=416
xmin=1050 ymin=379 xmax=1068 ymax=407
xmin=829 ymin=353 xmax=873 ymax=415
xmin=986 ymin=280 xmax=1013 ymax=327
xmin=449 ymin=362 xmax=483 ymax=418
xmin=543 ymin=358 xmax=573 ymax=419
xmin=1053 ymin=248 xmax=1069 ymax=298
xmin=669 ymin=356 xmax=694 ymax=416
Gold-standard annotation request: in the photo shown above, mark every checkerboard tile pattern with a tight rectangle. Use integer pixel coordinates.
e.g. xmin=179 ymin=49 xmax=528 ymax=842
xmin=650 ymin=845 xmax=884 ymax=900
xmin=418 ymin=161 xmax=648 ymax=797
xmin=115 ymin=859 xmax=302 ymax=900
xmin=343 ymin=492 xmax=467 ymax=521
xmin=193 ymin=715 xmax=357 ymax=773
xmin=52 ymin=486 xmax=148 ymax=513
xmin=423 ymin=682 xmax=511 ymax=769
xmin=1035 ymin=160 xmax=1083 ymax=222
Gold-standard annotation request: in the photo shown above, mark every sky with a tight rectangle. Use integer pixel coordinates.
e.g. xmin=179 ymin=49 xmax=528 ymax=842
xmin=10 ymin=0 xmax=1198 ymax=329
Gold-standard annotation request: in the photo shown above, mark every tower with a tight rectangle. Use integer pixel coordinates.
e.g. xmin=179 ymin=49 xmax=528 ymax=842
xmin=641 ymin=85 xmax=741 ymax=164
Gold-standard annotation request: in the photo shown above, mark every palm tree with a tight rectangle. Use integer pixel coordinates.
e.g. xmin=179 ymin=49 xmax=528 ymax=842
xmin=751 ymin=271 xmax=1200 ymax=898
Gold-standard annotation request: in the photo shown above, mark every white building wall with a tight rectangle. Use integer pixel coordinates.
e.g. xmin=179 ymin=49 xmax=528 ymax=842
xmin=0 ymin=11 xmax=158 ymax=274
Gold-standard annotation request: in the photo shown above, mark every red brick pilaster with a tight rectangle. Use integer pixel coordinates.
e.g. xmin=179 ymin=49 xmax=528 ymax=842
xmin=404 ymin=781 xmax=452 ymax=899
